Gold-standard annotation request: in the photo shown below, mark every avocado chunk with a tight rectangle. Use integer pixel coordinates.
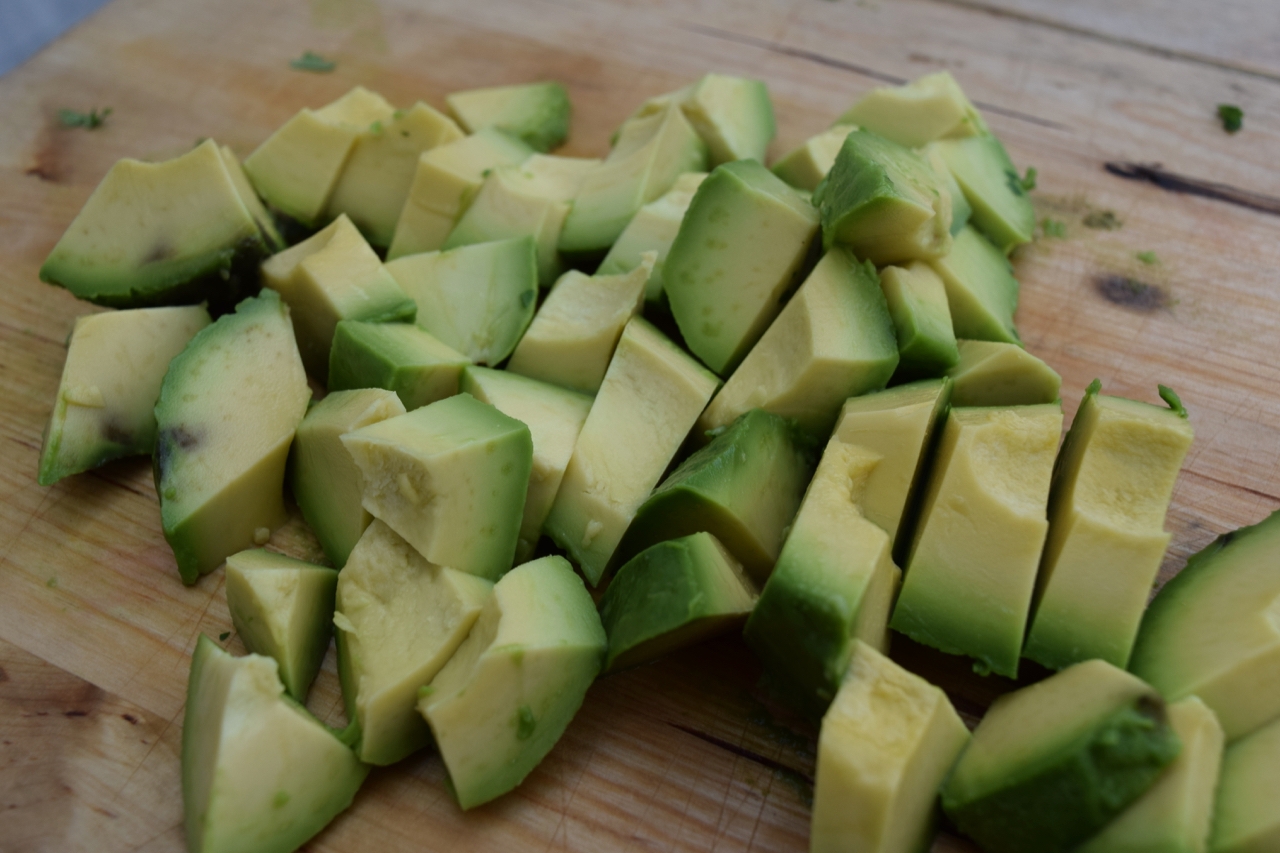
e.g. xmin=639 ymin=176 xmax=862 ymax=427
xmin=261 ymin=214 xmax=416 ymax=381
xmin=665 ymin=159 xmax=821 ymax=375
xmin=941 ymin=659 xmax=1182 ymax=853
xmin=505 ymin=261 xmax=649 ymax=394
xmin=385 ymin=236 xmax=538 ymax=365
xmin=891 ymin=403 xmax=1062 ymax=677
xmin=614 ymin=408 xmax=814 ymax=582
xmin=224 ymin=549 xmax=338 ymax=702
xmin=597 ymin=171 xmax=707 ymax=306
xmin=446 ymin=81 xmax=571 ymax=152
xmin=600 ymin=532 xmax=756 ymax=672
xmin=544 ymin=318 xmax=719 ymax=585
xmin=933 ymin=135 xmax=1035 ymax=254
xmin=40 ymin=140 xmax=271 ymax=310
xmin=459 ymin=367 xmax=592 ymax=563
xmin=38 ymin=305 xmax=210 ymax=486
xmin=386 ymin=129 xmax=534 ymax=260
xmin=1210 ymin=714 xmax=1280 ymax=853
xmin=243 ymin=86 xmax=395 ymax=227
xmin=1129 ymin=509 xmax=1280 ymax=741
xmin=813 ymin=128 xmax=952 ymax=265
xmin=327 ymin=320 xmax=469 ymax=411
xmin=154 ymin=291 xmax=310 ymax=583
xmin=771 ymin=124 xmax=855 ymax=192
xmin=418 ymin=555 xmax=605 ymax=808
xmin=218 ymin=144 xmax=285 ymax=252
xmin=627 ymin=73 xmax=775 ymax=166
xmin=697 ymin=248 xmax=899 ymax=438
xmin=923 ymin=142 xmax=973 ymax=235
xmin=1026 ymin=383 xmax=1194 ymax=670
xmin=182 ymin=635 xmax=367 ymax=853
xmin=1079 ymin=696 xmax=1223 ymax=853
xmin=835 ymin=71 xmax=987 ymax=148
xmin=341 ymin=393 xmax=532 ymax=581
xmin=946 ymin=339 xmax=1060 ymax=406
xmin=879 ymin=261 xmax=960 ymax=380
xmin=929 ymin=225 xmax=1021 ymax=345
xmin=334 ymin=520 xmax=492 ymax=765
xmin=811 ymin=641 xmax=970 ymax=853
xmin=289 ymin=388 xmax=406 ymax=568
xmin=325 ymin=102 xmax=465 ymax=247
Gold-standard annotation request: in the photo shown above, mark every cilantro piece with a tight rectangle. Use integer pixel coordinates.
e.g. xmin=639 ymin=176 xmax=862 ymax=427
xmin=1083 ymin=210 xmax=1122 ymax=230
xmin=1019 ymin=167 xmax=1037 ymax=192
xmin=1136 ymin=251 xmax=1158 ymax=265
xmin=58 ymin=107 xmax=112 ymax=129
xmin=1216 ymin=103 xmax=1243 ymax=134
xmin=1085 ymin=378 xmax=1103 ymax=397
xmin=290 ymin=51 xmax=336 ymax=73
xmin=47 ymin=576 xmax=58 ymax=588
xmin=1158 ymin=385 xmax=1188 ymax=419
xmin=1040 ymin=217 xmax=1067 ymax=239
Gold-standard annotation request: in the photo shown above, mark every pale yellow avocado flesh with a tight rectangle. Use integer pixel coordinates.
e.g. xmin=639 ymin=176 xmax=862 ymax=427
xmin=218 ymin=145 xmax=284 ymax=251
xmin=1211 ymin=715 xmax=1280 ymax=853
xmin=334 ymin=520 xmax=492 ymax=765
xmin=596 ymin=171 xmax=706 ymax=304
xmin=771 ymin=124 xmax=856 ymax=192
xmin=811 ymin=642 xmax=970 ymax=853
xmin=947 ymin=340 xmax=1062 ymax=406
xmin=835 ymin=71 xmax=986 ymax=148
xmin=631 ymin=73 xmax=774 ymax=166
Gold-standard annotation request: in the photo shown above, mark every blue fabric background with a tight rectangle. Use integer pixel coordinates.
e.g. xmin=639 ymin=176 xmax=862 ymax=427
xmin=0 ymin=0 xmax=114 ymax=77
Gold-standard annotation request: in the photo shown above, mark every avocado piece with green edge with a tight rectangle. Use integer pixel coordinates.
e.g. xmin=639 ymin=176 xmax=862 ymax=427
xmin=1210 ymin=714 xmax=1280 ymax=853
xmin=879 ymin=261 xmax=960 ymax=380
xmin=446 ymin=81 xmax=571 ymax=152
xmin=929 ymin=225 xmax=1021 ymax=345
xmin=923 ymin=141 xmax=973 ymax=235
xmin=835 ymin=71 xmax=987 ymax=148
xmin=933 ymin=134 xmax=1036 ymax=254
xmin=597 ymin=171 xmax=707 ymax=306
xmin=626 ymin=73 xmax=775 ymax=166
xmin=327 ymin=320 xmax=469 ymax=411
xmin=772 ymin=124 xmax=855 ymax=192
xmin=218 ymin=144 xmax=285 ymax=252
xmin=946 ymin=340 xmax=1060 ymax=406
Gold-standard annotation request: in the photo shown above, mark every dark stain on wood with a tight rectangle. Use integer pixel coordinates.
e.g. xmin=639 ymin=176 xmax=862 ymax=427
xmin=121 ymin=713 xmax=139 ymax=725
xmin=668 ymin=721 xmax=814 ymax=785
xmin=25 ymin=112 xmax=69 ymax=182
xmin=1105 ymin=162 xmax=1280 ymax=217
xmin=64 ymin=709 xmax=88 ymax=718
xmin=1095 ymin=274 xmax=1171 ymax=311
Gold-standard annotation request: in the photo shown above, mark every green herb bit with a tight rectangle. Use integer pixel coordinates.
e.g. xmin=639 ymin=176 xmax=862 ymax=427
xmin=47 ymin=576 xmax=58 ymax=588
xmin=290 ymin=51 xmax=336 ymax=73
xmin=1158 ymin=385 xmax=1188 ymax=419
xmin=1040 ymin=217 xmax=1067 ymax=239
xmin=1083 ymin=210 xmax=1122 ymax=230
xmin=58 ymin=107 xmax=112 ymax=129
xmin=1136 ymin=251 xmax=1158 ymax=265
xmin=1020 ymin=167 xmax=1037 ymax=192
xmin=1217 ymin=103 xmax=1243 ymax=134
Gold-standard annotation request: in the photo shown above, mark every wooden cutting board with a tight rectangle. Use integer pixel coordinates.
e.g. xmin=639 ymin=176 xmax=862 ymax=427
xmin=2 ymin=0 xmax=1278 ymax=850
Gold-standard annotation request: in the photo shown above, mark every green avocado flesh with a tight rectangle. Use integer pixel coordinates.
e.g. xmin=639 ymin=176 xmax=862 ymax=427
xmin=446 ymin=81 xmax=571 ymax=153
xmin=327 ymin=320 xmax=469 ymax=412
xmin=835 ymin=71 xmax=987 ymax=148
xmin=942 ymin=660 xmax=1182 ymax=853
xmin=597 ymin=172 xmax=707 ymax=306
xmin=929 ymin=225 xmax=1021 ymax=344
xmin=879 ymin=261 xmax=960 ymax=380
xmin=154 ymin=290 xmax=310 ymax=584
xmin=933 ymin=134 xmax=1035 ymax=254
xmin=628 ymin=73 xmax=775 ymax=166
xmin=772 ymin=125 xmax=855 ymax=192
xmin=946 ymin=340 xmax=1060 ymax=406
xmin=1210 ymin=715 xmax=1280 ymax=853
xmin=182 ymin=635 xmax=367 ymax=853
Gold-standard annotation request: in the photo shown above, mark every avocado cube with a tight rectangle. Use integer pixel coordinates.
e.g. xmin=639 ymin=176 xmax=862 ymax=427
xmin=600 ymin=532 xmax=756 ymax=672
xmin=929 ymin=225 xmax=1021 ymax=345
xmin=946 ymin=339 xmax=1061 ymax=406
xmin=38 ymin=305 xmax=210 ymax=486
xmin=327 ymin=320 xmax=469 ymax=411
xmin=811 ymin=641 xmax=970 ymax=853
xmin=923 ymin=142 xmax=974 ymax=235
xmin=289 ymin=388 xmax=406 ymax=568
xmin=880 ymin=261 xmax=960 ymax=379
xmin=933 ymin=134 xmax=1036 ymax=254
xmin=697 ymin=248 xmax=898 ymax=438
xmin=155 ymin=291 xmax=311 ymax=583
xmin=835 ymin=71 xmax=988 ymax=148
xmin=218 ymin=144 xmax=284 ymax=252
xmin=446 ymin=81 xmax=571 ymax=153
xmin=419 ymin=556 xmax=606 ymax=809
xmin=1026 ymin=383 xmax=1194 ymax=671
xmin=597 ymin=171 xmax=707 ymax=306
xmin=772 ymin=125 xmax=855 ymax=192
xmin=628 ymin=73 xmax=775 ymax=166
xmin=941 ymin=659 xmax=1182 ymax=853
xmin=224 ymin=549 xmax=338 ymax=702
xmin=1210 ymin=714 xmax=1280 ymax=853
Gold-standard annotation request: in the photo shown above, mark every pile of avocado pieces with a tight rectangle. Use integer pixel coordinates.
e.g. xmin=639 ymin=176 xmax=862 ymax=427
xmin=34 ymin=68 xmax=1280 ymax=853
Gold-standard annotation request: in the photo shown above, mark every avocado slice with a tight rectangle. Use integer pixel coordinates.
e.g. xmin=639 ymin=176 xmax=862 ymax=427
xmin=933 ymin=134 xmax=1036 ymax=254
xmin=771 ymin=124 xmax=855 ymax=192
xmin=182 ymin=635 xmax=367 ymax=853
xmin=1129 ymin=509 xmax=1280 ymax=741
xmin=627 ymin=73 xmax=775 ymax=166
xmin=327 ymin=320 xmax=469 ymax=411
xmin=289 ymin=388 xmax=406 ymax=568
xmin=38 ymin=305 xmax=210 ymax=486
xmin=1210 ymin=714 xmax=1280 ymax=853
xmin=879 ymin=261 xmax=960 ymax=380
xmin=929 ymin=225 xmax=1021 ymax=345
xmin=334 ymin=520 xmax=492 ymax=765
xmin=600 ymin=532 xmax=756 ymax=672
xmin=1025 ymin=382 xmax=1194 ymax=671
xmin=446 ymin=81 xmax=571 ymax=152
xmin=40 ymin=140 xmax=271 ymax=311
xmin=834 ymin=71 xmax=987 ymax=148
xmin=224 ymin=549 xmax=338 ymax=702
xmin=418 ymin=555 xmax=605 ymax=809
xmin=941 ymin=659 xmax=1182 ymax=853
xmin=946 ymin=340 xmax=1060 ymax=406
xmin=154 ymin=290 xmax=310 ymax=583
xmin=597 ymin=171 xmax=707 ymax=306
xmin=811 ymin=641 xmax=970 ymax=853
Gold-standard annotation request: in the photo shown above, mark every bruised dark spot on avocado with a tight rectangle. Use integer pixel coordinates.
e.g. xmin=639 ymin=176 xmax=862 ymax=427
xmin=101 ymin=420 xmax=132 ymax=446
xmin=155 ymin=425 xmax=201 ymax=480
xmin=1095 ymin=275 xmax=1169 ymax=311
xmin=143 ymin=241 xmax=175 ymax=265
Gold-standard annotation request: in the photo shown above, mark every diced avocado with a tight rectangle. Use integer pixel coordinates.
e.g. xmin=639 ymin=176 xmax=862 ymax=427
xmin=929 ymin=225 xmax=1021 ymax=345
xmin=879 ymin=261 xmax=960 ymax=380
xmin=629 ymin=74 xmax=775 ymax=166
xmin=244 ymin=86 xmax=394 ymax=227
xmin=743 ymin=434 xmax=902 ymax=719
xmin=154 ymin=291 xmax=310 ymax=583
xmin=597 ymin=171 xmax=707 ymax=305
xmin=505 ymin=262 xmax=649 ymax=394
xmin=327 ymin=320 xmax=469 ymax=411
xmin=418 ymin=555 xmax=605 ymax=809
xmin=334 ymin=520 xmax=491 ymax=765
xmin=1130 ymin=509 xmax=1280 ymax=741
xmin=813 ymin=128 xmax=952 ymax=265
xmin=1026 ymin=383 xmax=1194 ymax=670
xmin=665 ymin=159 xmax=821 ymax=375
xmin=613 ymin=409 xmax=815 ymax=583
xmin=224 ymin=549 xmax=338 ymax=702
xmin=923 ymin=142 xmax=973 ymax=235
xmin=771 ymin=125 xmax=855 ymax=192
xmin=182 ymin=636 xmax=367 ymax=853
xmin=289 ymin=388 xmax=406 ymax=568
xmin=459 ymin=367 xmax=592 ymax=563
xmin=941 ymin=659 xmax=1182 ymax=853
xmin=946 ymin=340 xmax=1060 ymax=406
xmin=891 ymin=403 xmax=1062 ymax=677
xmin=698 ymin=248 xmax=898 ymax=438
xmin=325 ymin=102 xmax=465 ymax=247
xmin=545 ymin=318 xmax=719 ymax=585
xmin=38 ymin=305 xmax=210 ymax=486
xmin=1210 ymin=714 xmax=1280 ymax=853
xmin=1079 ymin=696 xmax=1223 ymax=853
xmin=559 ymin=103 xmax=708 ymax=256
xmin=260 ymin=214 xmax=416 ymax=381
xmin=385 ymin=236 xmax=537 ymax=365
xmin=933 ymin=135 xmax=1035 ymax=254
xmin=40 ymin=140 xmax=271 ymax=310
xmin=811 ymin=641 xmax=970 ymax=853
xmin=218 ymin=145 xmax=285 ymax=252
xmin=600 ymin=532 xmax=756 ymax=672
xmin=341 ymin=393 xmax=532 ymax=581
xmin=835 ymin=71 xmax=987 ymax=148
xmin=386 ymin=129 xmax=534 ymax=260
xmin=446 ymin=81 xmax=571 ymax=152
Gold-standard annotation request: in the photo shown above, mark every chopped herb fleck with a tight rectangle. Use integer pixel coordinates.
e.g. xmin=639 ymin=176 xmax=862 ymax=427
xmin=290 ymin=51 xmax=336 ymax=73
xmin=1085 ymin=378 xmax=1103 ymax=396
xmin=369 ymin=120 xmax=384 ymax=134
xmin=1159 ymin=385 xmax=1188 ymax=419
xmin=1019 ymin=167 xmax=1037 ymax=192
xmin=1083 ymin=210 xmax=1122 ymax=230
xmin=47 ymin=576 xmax=58 ymax=588
xmin=58 ymin=107 xmax=112 ymax=129
xmin=1216 ymin=103 xmax=1243 ymax=134
xmin=1040 ymin=217 xmax=1067 ymax=239
xmin=1136 ymin=251 xmax=1158 ymax=265
xmin=219 ymin=631 xmax=231 ymax=641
